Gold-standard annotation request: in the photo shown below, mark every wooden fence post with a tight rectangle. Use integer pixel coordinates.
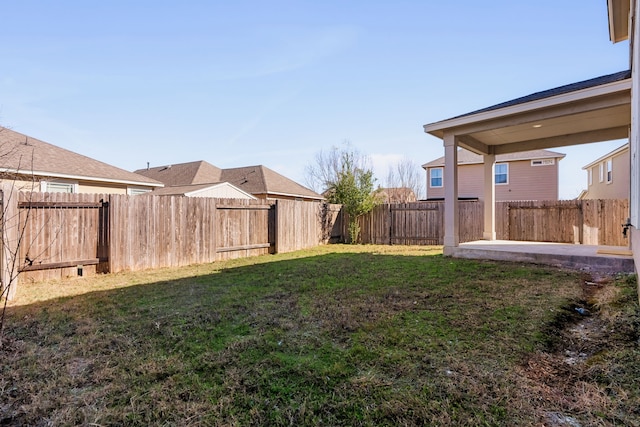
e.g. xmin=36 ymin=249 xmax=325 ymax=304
xmin=1 ymin=184 xmax=20 ymax=301
xmin=273 ymin=199 xmax=279 ymax=254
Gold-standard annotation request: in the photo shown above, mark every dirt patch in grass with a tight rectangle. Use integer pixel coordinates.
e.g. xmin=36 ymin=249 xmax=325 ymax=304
xmin=517 ymin=273 xmax=640 ymax=426
xmin=0 ymin=245 xmax=638 ymax=426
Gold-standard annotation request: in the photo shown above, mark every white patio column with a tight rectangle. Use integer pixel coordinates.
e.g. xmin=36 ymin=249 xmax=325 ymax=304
xmin=443 ymin=132 xmax=459 ymax=255
xmin=483 ymin=153 xmax=496 ymax=240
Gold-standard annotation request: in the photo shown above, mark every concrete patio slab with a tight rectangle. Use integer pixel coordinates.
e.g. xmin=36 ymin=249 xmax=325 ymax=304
xmin=451 ymin=240 xmax=634 ymax=274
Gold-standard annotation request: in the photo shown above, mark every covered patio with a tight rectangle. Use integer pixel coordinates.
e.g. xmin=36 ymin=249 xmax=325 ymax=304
xmin=424 ymin=70 xmax=632 ymax=272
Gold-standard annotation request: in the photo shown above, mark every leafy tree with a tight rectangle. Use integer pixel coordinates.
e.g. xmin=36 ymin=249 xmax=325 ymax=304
xmin=306 ymin=143 xmax=379 ymax=243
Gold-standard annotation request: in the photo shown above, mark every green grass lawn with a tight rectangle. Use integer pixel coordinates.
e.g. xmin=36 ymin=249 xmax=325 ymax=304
xmin=1 ymin=245 xmax=639 ymax=426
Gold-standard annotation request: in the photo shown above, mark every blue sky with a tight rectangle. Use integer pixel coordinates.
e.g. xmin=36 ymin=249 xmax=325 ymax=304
xmin=0 ymin=1 xmax=630 ymax=198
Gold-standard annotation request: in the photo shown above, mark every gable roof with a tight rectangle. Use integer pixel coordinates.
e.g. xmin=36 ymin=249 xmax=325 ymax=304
xmin=149 ymin=182 xmax=256 ymax=199
xmin=582 ymin=143 xmax=629 ymax=170
xmin=136 ymin=161 xmax=323 ymax=200
xmin=220 ymin=165 xmax=323 ymax=200
xmin=422 ymin=149 xmax=566 ymax=168
xmin=0 ymin=127 xmax=162 ymax=187
xmin=134 ymin=161 xmax=222 ymax=186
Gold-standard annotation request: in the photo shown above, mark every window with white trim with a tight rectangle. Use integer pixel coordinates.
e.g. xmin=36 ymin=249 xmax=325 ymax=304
xmin=599 ymin=163 xmax=604 ymax=182
xmin=606 ymin=159 xmax=612 ymax=183
xmin=429 ymin=167 xmax=443 ymax=188
xmin=44 ymin=181 xmax=76 ymax=193
xmin=128 ymin=187 xmax=152 ymax=196
xmin=495 ymin=163 xmax=508 ymax=185
xmin=588 ymin=168 xmax=593 ymax=186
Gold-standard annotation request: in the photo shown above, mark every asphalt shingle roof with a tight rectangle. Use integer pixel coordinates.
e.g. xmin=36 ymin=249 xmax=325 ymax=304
xmin=136 ymin=161 xmax=323 ymax=200
xmin=134 ymin=161 xmax=222 ymax=186
xmin=0 ymin=127 xmax=162 ymax=186
xmin=449 ymin=70 xmax=631 ymax=121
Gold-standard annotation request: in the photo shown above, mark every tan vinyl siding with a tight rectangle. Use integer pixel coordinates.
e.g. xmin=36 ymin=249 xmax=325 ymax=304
xmin=582 ymin=149 xmax=630 ymax=199
xmin=499 ymin=159 xmax=558 ymax=201
xmin=426 ymin=159 xmax=560 ymax=201
xmin=78 ymin=183 xmax=128 ymax=194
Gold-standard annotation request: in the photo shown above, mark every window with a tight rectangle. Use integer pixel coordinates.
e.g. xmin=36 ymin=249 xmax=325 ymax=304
xmin=128 ymin=187 xmax=152 ymax=196
xmin=588 ymin=168 xmax=593 ymax=186
xmin=44 ymin=181 xmax=76 ymax=193
xmin=599 ymin=163 xmax=604 ymax=182
xmin=429 ymin=168 xmax=443 ymax=188
xmin=495 ymin=163 xmax=508 ymax=184
xmin=606 ymin=159 xmax=612 ymax=183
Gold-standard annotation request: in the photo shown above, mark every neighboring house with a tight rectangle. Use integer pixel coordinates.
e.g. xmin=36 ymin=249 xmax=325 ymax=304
xmin=422 ymin=149 xmax=565 ymax=201
xmin=423 ymin=3 xmax=633 ymax=253
xmin=0 ymin=127 xmax=162 ymax=194
xmin=580 ymin=143 xmax=629 ymax=200
xmin=135 ymin=161 xmax=324 ymax=202
xmin=376 ymin=187 xmax=417 ymax=203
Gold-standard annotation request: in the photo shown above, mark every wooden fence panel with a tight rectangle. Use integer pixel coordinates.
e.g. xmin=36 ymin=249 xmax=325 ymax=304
xmin=581 ymin=199 xmax=629 ymax=246
xmin=275 ymin=200 xmax=316 ymax=252
xmin=505 ymin=200 xmax=582 ymax=244
xmin=17 ymin=192 xmax=107 ymax=281
xmin=357 ymin=200 xmax=482 ymax=245
xmin=215 ymin=198 xmax=273 ymax=261
xmin=459 ymin=201 xmax=484 ymax=243
xmin=108 ymin=194 xmax=219 ymax=271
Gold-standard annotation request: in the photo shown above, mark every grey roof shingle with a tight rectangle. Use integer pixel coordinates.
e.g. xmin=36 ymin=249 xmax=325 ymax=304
xmin=447 ymin=70 xmax=631 ymax=121
xmin=134 ymin=161 xmax=222 ymax=186
xmin=0 ymin=127 xmax=162 ymax=186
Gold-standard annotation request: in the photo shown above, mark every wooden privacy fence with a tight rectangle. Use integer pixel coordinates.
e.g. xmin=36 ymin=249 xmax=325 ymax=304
xmin=0 ymin=191 xmax=342 ymax=296
xmin=358 ymin=201 xmax=482 ymax=245
xmin=495 ymin=199 xmax=629 ymax=246
xmin=357 ymin=199 xmax=629 ymax=247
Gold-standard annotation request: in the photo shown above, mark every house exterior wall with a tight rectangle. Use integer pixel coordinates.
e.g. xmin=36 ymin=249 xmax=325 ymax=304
xmin=426 ymin=159 xmax=560 ymax=201
xmin=0 ymin=175 xmax=153 ymax=195
xmin=582 ymin=148 xmax=630 ymax=199
xmin=78 ymin=182 xmax=129 ymax=194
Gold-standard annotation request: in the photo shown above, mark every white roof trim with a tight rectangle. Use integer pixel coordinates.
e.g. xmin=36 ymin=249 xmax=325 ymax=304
xmin=424 ymin=78 xmax=632 ymax=135
xmin=257 ymin=191 xmax=324 ymax=200
xmin=0 ymin=168 xmax=164 ymax=188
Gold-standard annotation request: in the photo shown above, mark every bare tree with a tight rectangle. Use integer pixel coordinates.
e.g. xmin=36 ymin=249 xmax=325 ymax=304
xmin=385 ymin=157 xmax=425 ymax=202
xmin=305 ymin=141 xmax=373 ymax=195
xmin=0 ymin=126 xmax=41 ymax=344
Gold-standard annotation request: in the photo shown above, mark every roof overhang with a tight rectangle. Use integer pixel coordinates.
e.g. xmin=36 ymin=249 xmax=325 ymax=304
xmin=0 ymin=168 xmax=165 ymax=188
xmin=424 ymin=76 xmax=631 ymax=156
xmin=608 ymin=0 xmax=631 ymax=43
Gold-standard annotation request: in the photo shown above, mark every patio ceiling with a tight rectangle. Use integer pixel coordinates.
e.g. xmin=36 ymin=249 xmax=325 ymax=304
xmin=424 ymin=71 xmax=631 ymax=155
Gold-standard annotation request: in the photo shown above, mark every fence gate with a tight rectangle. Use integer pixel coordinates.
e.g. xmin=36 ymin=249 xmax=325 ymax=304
xmin=18 ymin=192 xmax=109 ymax=281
